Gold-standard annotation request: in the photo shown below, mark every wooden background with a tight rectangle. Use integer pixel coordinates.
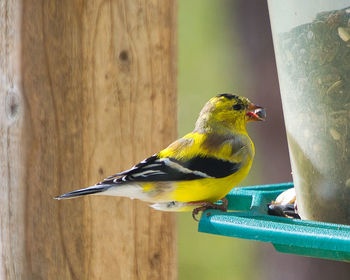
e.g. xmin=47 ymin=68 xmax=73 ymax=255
xmin=0 ymin=0 xmax=177 ymax=279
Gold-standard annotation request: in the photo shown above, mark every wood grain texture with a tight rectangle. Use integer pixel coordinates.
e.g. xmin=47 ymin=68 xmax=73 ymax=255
xmin=0 ymin=0 xmax=177 ymax=279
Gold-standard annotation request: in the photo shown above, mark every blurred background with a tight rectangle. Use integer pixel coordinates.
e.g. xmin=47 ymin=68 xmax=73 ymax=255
xmin=177 ymin=0 xmax=350 ymax=279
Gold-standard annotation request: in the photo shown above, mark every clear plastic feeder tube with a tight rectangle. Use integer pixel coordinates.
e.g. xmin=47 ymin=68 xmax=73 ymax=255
xmin=268 ymin=0 xmax=350 ymax=224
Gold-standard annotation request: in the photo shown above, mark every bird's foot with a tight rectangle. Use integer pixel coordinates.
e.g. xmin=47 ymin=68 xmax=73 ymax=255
xmin=190 ymin=198 xmax=228 ymax=222
xmin=268 ymin=188 xmax=300 ymax=219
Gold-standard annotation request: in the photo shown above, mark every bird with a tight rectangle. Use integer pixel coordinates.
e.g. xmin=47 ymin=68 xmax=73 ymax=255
xmin=55 ymin=93 xmax=266 ymax=220
xmin=268 ymin=188 xmax=300 ymax=219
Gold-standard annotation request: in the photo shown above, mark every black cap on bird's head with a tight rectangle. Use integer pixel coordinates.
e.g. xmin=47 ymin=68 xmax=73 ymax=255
xmin=195 ymin=93 xmax=266 ymax=132
xmin=216 ymin=93 xmax=240 ymax=100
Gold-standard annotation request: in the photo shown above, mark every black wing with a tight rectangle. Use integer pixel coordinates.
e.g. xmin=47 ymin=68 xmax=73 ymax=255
xmin=98 ymin=154 xmax=241 ymax=185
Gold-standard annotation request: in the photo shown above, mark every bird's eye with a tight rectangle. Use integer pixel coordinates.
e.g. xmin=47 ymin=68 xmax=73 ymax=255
xmin=232 ymin=104 xmax=243 ymax=111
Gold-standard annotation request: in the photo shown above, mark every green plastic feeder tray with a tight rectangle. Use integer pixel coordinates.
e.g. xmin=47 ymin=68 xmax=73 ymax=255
xmin=198 ymin=183 xmax=350 ymax=262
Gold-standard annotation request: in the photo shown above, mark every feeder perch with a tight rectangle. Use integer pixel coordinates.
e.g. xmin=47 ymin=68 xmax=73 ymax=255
xmin=198 ymin=183 xmax=350 ymax=262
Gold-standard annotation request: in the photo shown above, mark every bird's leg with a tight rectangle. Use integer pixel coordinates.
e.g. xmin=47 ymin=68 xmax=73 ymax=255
xmin=221 ymin=197 xmax=228 ymax=209
xmin=190 ymin=198 xmax=228 ymax=221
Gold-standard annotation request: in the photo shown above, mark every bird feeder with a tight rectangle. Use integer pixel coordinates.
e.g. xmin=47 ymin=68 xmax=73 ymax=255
xmin=268 ymin=1 xmax=350 ymax=224
xmin=199 ymin=183 xmax=350 ymax=262
xmin=199 ymin=1 xmax=350 ymax=262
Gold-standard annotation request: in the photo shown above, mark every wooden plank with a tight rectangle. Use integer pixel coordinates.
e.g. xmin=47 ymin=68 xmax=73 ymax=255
xmin=0 ymin=0 xmax=177 ymax=279
xmin=0 ymin=1 xmax=26 ymax=279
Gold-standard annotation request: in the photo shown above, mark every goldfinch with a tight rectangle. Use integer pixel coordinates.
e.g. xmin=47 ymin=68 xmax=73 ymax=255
xmin=55 ymin=93 xmax=265 ymax=219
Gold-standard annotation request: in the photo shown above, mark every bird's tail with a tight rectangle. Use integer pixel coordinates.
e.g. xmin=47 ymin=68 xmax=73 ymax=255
xmin=54 ymin=185 xmax=109 ymax=200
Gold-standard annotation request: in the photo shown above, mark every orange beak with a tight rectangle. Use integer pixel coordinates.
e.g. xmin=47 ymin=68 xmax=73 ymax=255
xmin=246 ymin=103 xmax=266 ymax=122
